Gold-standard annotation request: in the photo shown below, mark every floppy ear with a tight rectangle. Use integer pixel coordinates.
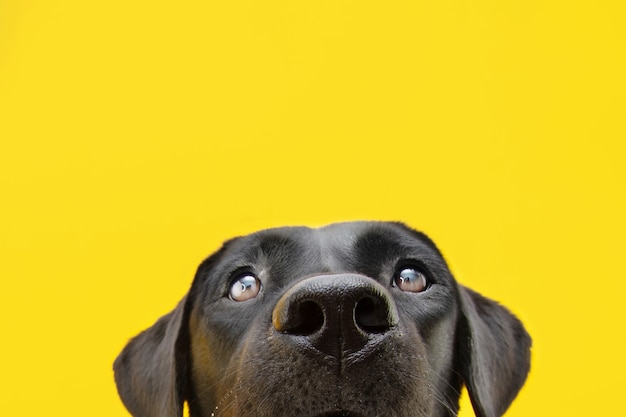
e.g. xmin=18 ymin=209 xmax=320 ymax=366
xmin=114 ymin=297 xmax=190 ymax=417
xmin=456 ymin=286 xmax=532 ymax=417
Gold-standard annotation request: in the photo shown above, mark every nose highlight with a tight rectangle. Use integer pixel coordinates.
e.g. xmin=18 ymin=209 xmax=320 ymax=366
xmin=272 ymin=274 xmax=398 ymax=359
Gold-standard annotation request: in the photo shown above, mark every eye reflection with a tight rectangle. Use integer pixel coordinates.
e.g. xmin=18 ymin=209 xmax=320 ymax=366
xmin=229 ymin=274 xmax=261 ymax=301
xmin=394 ymin=268 xmax=428 ymax=293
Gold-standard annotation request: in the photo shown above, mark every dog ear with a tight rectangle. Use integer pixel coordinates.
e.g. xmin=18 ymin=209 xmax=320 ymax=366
xmin=114 ymin=296 xmax=190 ymax=417
xmin=455 ymin=286 xmax=532 ymax=417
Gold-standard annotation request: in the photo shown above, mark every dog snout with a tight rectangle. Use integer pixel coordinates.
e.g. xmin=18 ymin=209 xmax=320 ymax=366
xmin=272 ymin=274 xmax=399 ymax=359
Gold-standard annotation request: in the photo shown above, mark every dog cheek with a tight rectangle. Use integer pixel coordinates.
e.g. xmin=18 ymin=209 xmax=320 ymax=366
xmin=422 ymin=310 xmax=458 ymax=377
xmin=188 ymin=308 xmax=239 ymax=412
xmin=393 ymin=302 xmax=460 ymax=415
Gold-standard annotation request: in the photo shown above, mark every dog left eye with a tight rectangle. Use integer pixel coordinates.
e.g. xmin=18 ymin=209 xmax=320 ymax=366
xmin=394 ymin=268 xmax=429 ymax=293
xmin=229 ymin=274 xmax=261 ymax=301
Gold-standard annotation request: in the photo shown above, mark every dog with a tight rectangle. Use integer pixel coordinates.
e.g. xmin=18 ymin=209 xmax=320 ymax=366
xmin=114 ymin=222 xmax=531 ymax=417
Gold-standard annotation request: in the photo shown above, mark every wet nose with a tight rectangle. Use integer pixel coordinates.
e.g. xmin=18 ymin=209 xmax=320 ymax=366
xmin=272 ymin=274 xmax=398 ymax=359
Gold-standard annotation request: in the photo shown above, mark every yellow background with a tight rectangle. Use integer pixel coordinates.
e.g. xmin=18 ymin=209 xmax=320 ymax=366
xmin=1 ymin=1 xmax=624 ymax=416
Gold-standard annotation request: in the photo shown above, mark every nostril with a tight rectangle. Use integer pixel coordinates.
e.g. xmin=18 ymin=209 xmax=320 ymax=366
xmin=354 ymin=297 xmax=393 ymax=334
xmin=285 ymin=300 xmax=325 ymax=336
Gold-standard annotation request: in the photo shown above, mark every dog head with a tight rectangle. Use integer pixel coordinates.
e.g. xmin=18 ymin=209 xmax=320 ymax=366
xmin=114 ymin=222 xmax=531 ymax=417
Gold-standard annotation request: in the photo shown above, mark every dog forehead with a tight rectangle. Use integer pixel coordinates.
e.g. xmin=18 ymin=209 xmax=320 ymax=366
xmin=194 ymin=221 xmax=448 ymax=297
xmin=234 ymin=221 xmax=436 ymax=263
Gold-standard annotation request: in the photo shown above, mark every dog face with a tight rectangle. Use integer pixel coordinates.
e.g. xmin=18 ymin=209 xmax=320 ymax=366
xmin=114 ymin=222 xmax=531 ymax=417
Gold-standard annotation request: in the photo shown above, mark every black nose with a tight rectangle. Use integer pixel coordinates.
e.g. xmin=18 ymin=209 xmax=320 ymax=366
xmin=272 ymin=274 xmax=398 ymax=359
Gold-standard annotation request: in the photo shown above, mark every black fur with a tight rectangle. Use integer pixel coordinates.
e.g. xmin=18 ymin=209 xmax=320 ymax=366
xmin=114 ymin=221 xmax=531 ymax=417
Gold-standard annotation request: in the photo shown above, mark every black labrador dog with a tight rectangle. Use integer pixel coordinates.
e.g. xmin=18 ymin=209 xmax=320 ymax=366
xmin=114 ymin=222 xmax=531 ymax=417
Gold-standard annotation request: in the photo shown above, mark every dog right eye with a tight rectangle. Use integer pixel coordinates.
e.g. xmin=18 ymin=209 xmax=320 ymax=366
xmin=229 ymin=274 xmax=261 ymax=301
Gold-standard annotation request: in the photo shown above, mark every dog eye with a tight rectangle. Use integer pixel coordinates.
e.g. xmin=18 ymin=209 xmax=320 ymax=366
xmin=229 ymin=274 xmax=261 ymax=301
xmin=394 ymin=268 xmax=428 ymax=293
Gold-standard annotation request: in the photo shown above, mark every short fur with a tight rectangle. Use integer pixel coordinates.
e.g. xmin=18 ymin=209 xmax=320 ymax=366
xmin=114 ymin=222 xmax=531 ymax=417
